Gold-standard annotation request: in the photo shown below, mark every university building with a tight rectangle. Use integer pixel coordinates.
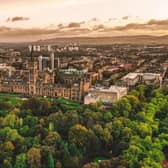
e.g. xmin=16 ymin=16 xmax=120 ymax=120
xmin=0 ymin=50 xmax=90 ymax=102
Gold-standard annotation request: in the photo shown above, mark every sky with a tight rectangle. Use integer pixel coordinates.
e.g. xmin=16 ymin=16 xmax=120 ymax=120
xmin=0 ymin=0 xmax=168 ymax=42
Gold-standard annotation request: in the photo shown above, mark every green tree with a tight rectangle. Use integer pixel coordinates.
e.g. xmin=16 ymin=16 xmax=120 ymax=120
xmin=3 ymin=159 xmax=12 ymax=168
xmin=69 ymin=124 xmax=88 ymax=147
xmin=14 ymin=153 xmax=27 ymax=168
xmin=27 ymin=147 xmax=41 ymax=168
xmin=3 ymin=113 xmax=20 ymax=128
xmin=48 ymin=152 xmax=54 ymax=168
xmin=45 ymin=131 xmax=60 ymax=146
xmin=82 ymin=162 xmax=99 ymax=168
xmin=55 ymin=161 xmax=62 ymax=168
xmin=116 ymin=97 xmax=132 ymax=117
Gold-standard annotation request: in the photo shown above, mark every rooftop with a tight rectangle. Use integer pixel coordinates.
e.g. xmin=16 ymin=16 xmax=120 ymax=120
xmin=122 ymin=73 xmax=139 ymax=80
xmin=90 ymin=85 xmax=127 ymax=93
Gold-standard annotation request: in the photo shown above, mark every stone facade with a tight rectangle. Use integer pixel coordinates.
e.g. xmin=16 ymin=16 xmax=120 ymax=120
xmin=0 ymin=57 xmax=90 ymax=102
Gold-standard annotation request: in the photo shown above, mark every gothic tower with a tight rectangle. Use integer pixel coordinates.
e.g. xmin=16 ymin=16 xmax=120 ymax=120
xmin=28 ymin=45 xmax=38 ymax=95
xmin=50 ymin=52 xmax=55 ymax=71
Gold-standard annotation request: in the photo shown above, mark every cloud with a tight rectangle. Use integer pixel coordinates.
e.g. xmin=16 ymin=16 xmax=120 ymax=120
xmin=7 ymin=16 xmax=30 ymax=22
xmin=0 ymin=25 xmax=91 ymax=39
xmin=108 ymin=18 xmax=117 ymax=22
xmin=122 ymin=16 xmax=130 ymax=20
xmin=93 ymin=24 xmax=105 ymax=31
xmin=1 ymin=18 xmax=168 ymax=42
xmin=64 ymin=28 xmax=91 ymax=35
xmin=67 ymin=22 xmax=81 ymax=28
xmin=57 ymin=23 xmax=64 ymax=29
xmin=0 ymin=27 xmax=60 ymax=37
xmin=112 ymin=23 xmax=146 ymax=31
xmin=90 ymin=17 xmax=100 ymax=22
xmin=57 ymin=22 xmax=85 ymax=29
xmin=108 ymin=19 xmax=168 ymax=31
xmin=147 ymin=19 xmax=168 ymax=25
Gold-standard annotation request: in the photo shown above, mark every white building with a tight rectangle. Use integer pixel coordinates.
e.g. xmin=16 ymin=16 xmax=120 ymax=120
xmin=122 ymin=72 xmax=162 ymax=87
xmin=28 ymin=45 xmax=52 ymax=52
xmin=141 ymin=73 xmax=162 ymax=86
xmin=122 ymin=73 xmax=140 ymax=86
xmin=84 ymin=93 xmax=100 ymax=105
xmin=84 ymin=85 xmax=127 ymax=104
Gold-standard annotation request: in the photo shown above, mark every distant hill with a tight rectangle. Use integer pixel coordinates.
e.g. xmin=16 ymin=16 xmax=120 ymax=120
xmin=34 ymin=35 xmax=168 ymax=45
xmin=0 ymin=42 xmax=29 ymax=49
xmin=1 ymin=35 xmax=168 ymax=48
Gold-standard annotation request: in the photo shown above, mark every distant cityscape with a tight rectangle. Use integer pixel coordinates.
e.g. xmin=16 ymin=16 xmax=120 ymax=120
xmin=0 ymin=43 xmax=167 ymax=105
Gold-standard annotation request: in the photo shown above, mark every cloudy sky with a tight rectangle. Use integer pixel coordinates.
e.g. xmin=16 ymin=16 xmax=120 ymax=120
xmin=0 ymin=0 xmax=168 ymax=42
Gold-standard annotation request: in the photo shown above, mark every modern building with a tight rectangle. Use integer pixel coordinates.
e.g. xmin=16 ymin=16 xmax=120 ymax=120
xmin=122 ymin=73 xmax=140 ymax=87
xmin=84 ymin=85 xmax=127 ymax=104
xmin=141 ymin=73 xmax=162 ymax=87
xmin=122 ymin=72 xmax=163 ymax=88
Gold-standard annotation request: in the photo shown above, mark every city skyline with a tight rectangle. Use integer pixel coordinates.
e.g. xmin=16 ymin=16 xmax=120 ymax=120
xmin=0 ymin=0 xmax=168 ymax=42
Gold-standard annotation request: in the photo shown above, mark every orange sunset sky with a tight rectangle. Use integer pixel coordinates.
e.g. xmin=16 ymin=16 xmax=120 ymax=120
xmin=0 ymin=0 xmax=168 ymax=42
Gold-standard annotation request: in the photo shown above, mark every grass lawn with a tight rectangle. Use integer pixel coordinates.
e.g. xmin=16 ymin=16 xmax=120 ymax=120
xmin=0 ymin=92 xmax=22 ymax=106
xmin=0 ymin=93 xmax=80 ymax=110
xmin=0 ymin=93 xmax=21 ymax=97
xmin=55 ymin=97 xmax=80 ymax=111
xmin=93 ymin=157 xmax=108 ymax=163
xmin=56 ymin=97 xmax=80 ymax=106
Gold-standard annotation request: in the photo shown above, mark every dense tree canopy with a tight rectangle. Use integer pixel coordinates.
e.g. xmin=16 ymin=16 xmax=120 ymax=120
xmin=0 ymin=85 xmax=168 ymax=167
